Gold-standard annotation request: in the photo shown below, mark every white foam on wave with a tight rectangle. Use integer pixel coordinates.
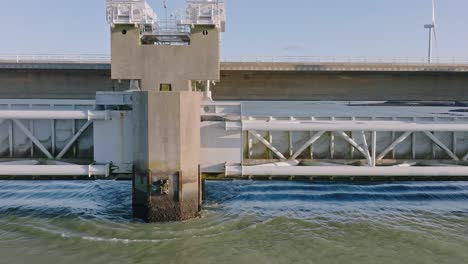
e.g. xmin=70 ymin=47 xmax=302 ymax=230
xmin=61 ymin=233 xmax=174 ymax=244
xmin=81 ymin=236 xmax=168 ymax=244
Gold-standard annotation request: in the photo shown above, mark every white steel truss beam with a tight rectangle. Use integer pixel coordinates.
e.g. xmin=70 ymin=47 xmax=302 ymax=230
xmin=0 ymin=110 xmax=109 ymax=120
xmin=13 ymin=120 xmax=54 ymax=159
xmin=248 ymin=130 xmax=287 ymax=160
xmin=56 ymin=120 xmax=93 ymax=160
xmin=237 ymin=120 xmax=468 ymax=132
xmin=226 ymin=165 xmax=468 ymax=177
xmin=377 ymin=131 xmax=413 ymax=160
xmin=423 ymin=131 xmax=459 ymax=161
xmin=335 ymin=131 xmax=372 ymax=165
xmin=290 ymin=131 xmax=325 ymax=160
xmin=12 ymin=119 xmax=95 ymax=161
xmin=371 ymin=131 xmax=377 ymax=167
xmin=237 ymin=119 xmax=468 ymax=163
xmin=0 ymin=164 xmax=110 ymax=177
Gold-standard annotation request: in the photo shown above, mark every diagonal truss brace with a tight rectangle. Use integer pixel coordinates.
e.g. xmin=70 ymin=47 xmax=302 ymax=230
xmin=375 ymin=131 xmax=459 ymax=161
xmin=336 ymin=131 xmax=372 ymax=166
xmin=240 ymin=118 xmax=468 ymax=164
xmin=423 ymin=131 xmax=459 ymax=161
xmin=290 ymin=131 xmax=325 ymax=160
xmin=13 ymin=119 xmax=54 ymax=159
xmin=12 ymin=119 xmax=93 ymax=160
xmin=249 ymin=130 xmax=287 ymax=160
xmin=56 ymin=120 xmax=93 ymax=159
xmin=377 ymin=131 xmax=413 ymax=160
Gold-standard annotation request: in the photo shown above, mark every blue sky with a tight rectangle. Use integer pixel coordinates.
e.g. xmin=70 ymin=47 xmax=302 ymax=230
xmin=1 ymin=0 xmax=467 ymax=58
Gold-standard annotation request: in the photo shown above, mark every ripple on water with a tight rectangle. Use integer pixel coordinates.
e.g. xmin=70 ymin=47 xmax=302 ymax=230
xmin=0 ymin=180 xmax=468 ymax=263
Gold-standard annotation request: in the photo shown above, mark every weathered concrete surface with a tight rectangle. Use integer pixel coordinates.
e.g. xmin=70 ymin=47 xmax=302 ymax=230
xmin=132 ymin=91 xmax=201 ymax=222
xmin=214 ymin=70 xmax=468 ymax=101
xmin=0 ymin=68 xmax=128 ymax=99
xmin=111 ymin=25 xmax=220 ymax=91
xmin=1 ymin=62 xmax=468 ymax=100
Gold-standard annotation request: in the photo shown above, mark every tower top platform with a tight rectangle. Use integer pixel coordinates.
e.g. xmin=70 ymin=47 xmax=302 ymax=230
xmin=182 ymin=0 xmax=226 ymax=31
xmin=106 ymin=0 xmax=225 ymax=43
xmin=106 ymin=0 xmax=157 ymax=26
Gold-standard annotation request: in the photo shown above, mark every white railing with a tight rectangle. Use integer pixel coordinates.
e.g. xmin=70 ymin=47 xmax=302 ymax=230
xmin=223 ymin=56 xmax=468 ymax=65
xmin=106 ymin=0 xmax=157 ymax=26
xmin=151 ymin=20 xmax=191 ymax=35
xmin=1 ymin=54 xmax=468 ymax=65
xmin=183 ymin=0 xmax=226 ymax=30
xmin=0 ymin=54 xmax=110 ymax=64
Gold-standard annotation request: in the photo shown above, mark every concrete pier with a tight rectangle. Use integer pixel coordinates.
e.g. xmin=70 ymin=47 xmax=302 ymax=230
xmin=105 ymin=0 xmax=224 ymax=221
xmin=133 ymin=91 xmax=202 ymax=222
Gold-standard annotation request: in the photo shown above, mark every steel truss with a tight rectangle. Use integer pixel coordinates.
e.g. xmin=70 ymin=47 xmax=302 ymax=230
xmin=225 ymin=117 xmax=468 ymax=177
xmin=0 ymin=109 xmax=111 ymax=177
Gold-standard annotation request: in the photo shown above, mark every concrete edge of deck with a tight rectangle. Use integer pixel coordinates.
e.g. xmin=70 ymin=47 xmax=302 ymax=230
xmin=2 ymin=61 xmax=468 ymax=72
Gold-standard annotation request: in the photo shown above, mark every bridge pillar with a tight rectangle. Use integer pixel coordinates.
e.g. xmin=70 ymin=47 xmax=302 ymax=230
xmin=107 ymin=0 xmax=224 ymax=223
xmin=132 ymin=91 xmax=202 ymax=222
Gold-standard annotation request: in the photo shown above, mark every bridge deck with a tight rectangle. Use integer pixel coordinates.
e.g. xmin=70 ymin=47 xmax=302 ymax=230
xmin=1 ymin=57 xmax=468 ymax=101
xmin=1 ymin=61 xmax=468 ymax=72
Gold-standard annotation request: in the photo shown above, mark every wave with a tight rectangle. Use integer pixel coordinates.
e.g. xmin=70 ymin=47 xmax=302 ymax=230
xmin=1 ymin=180 xmax=468 ymax=221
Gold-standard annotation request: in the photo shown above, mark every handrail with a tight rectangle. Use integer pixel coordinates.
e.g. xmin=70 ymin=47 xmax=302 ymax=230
xmin=1 ymin=54 xmax=468 ymax=65
xmin=0 ymin=54 xmax=110 ymax=64
xmin=222 ymin=56 xmax=468 ymax=65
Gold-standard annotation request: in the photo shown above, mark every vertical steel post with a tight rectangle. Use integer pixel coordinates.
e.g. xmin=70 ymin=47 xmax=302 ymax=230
xmin=371 ymin=131 xmax=377 ymax=167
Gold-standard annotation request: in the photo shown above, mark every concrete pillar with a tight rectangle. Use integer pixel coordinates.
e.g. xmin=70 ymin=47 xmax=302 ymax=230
xmin=132 ymin=91 xmax=202 ymax=222
xmin=203 ymin=80 xmax=213 ymax=101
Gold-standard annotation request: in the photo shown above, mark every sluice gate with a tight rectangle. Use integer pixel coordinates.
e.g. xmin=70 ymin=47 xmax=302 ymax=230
xmin=1 ymin=97 xmax=468 ymax=180
xmin=202 ymin=101 xmax=468 ymax=180
xmin=0 ymin=97 xmax=131 ymax=179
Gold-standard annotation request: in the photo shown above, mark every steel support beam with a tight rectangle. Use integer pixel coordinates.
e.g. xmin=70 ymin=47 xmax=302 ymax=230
xmin=371 ymin=131 xmax=377 ymax=167
xmin=0 ymin=110 xmax=109 ymax=120
xmin=56 ymin=120 xmax=93 ymax=159
xmin=13 ymin=119 xmax=53 ymax=159
xmin=423 ymin=131 xmax=459 ymax=161
xmin=248 ymin=130 xmax=287 ymax=160
xmin=226 ymin=165 xmax=468 ymax=177
xmin=0 ymin=164 xmax=110 ymax=177
xmin=238 ymin=120 xmax=468 ymax=132
xmin=336 ymin=131 xmax=372 ymax=166
xmin=377 ymin=131 xmax=413 ymax=160
xmin=290 ymin=131 xmax=325 ymax=160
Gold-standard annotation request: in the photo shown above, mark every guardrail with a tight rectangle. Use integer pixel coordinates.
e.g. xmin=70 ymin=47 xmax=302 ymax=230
xmin=151 ymin=20 xmax=191 ymax=35
xmin=0 ymin=55 xmax=110 ymax=64
xmin=223 ymin=56 xmax=468 ymax=65
xmin=1 ymin=54 xmax=468 ymax=65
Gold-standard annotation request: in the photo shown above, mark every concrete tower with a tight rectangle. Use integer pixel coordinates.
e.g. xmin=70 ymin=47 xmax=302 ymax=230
xmin=106 ymin=0 xmax=226 ymax=222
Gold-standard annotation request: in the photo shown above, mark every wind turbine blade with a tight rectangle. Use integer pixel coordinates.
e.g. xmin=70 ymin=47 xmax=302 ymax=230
xmin=432 ymin=0 xmax=436 ymax=26
xmin=433 ymin=23 xmax=439 ymax=59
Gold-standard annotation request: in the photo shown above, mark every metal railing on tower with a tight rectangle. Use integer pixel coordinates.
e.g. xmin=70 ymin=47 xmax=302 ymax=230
xmin=106 ymin=0 xmax=157 ymax=26
xmin=182 ymin=0 xmax=226 ymax=31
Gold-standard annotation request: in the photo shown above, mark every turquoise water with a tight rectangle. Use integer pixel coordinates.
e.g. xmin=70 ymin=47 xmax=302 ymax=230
xmin=0 ymin=180 xmax=468 ymax=263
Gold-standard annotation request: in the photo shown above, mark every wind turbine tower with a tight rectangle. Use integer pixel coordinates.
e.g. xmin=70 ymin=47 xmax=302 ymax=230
xmin=424 ymin=0 xmax=437 ymax=63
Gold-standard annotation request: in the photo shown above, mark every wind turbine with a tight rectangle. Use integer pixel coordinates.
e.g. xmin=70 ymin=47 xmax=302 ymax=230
xmin=424 ymin=0 xmax=438 ymax=63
